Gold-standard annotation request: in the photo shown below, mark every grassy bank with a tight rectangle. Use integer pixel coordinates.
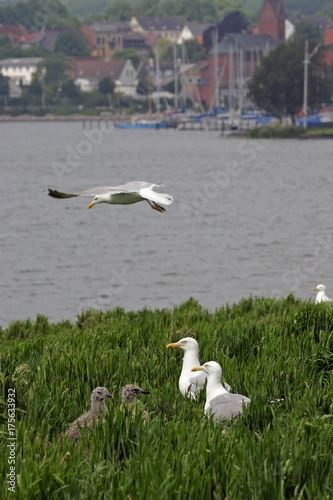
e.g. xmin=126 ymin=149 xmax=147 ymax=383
xmin=1 ymin=296 xmax=333 ymax=499
xmin=249 ymin=125 xmax=333 ymax=139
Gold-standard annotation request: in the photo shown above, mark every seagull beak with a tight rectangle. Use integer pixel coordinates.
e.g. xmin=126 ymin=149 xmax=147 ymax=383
xmin=313 ymin=287 xmax=318 ymax=291
xmin=167 ymin=342 xmax=180 ymax=349
xmin=191 ymin=366 xmax=203 ymax=372
xmin=88 ymin=201 xmax=95 ymax=209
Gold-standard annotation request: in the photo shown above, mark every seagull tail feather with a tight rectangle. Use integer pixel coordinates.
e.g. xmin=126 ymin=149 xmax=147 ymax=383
xmin=141 ymin=188 xmax=173 ymax=206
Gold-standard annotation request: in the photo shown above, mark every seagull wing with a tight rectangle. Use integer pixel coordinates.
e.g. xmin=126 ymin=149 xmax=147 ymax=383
xmin=46 ymin=186 xmax=129 ymax=199
xmin=208 ymin=393 xmax=250 ymax=421
xmin=121 ymin=181 xmax=162 ymax=192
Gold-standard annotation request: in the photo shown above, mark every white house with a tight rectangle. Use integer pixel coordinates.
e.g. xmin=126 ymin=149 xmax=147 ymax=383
xmin=69 ymin=57 xmax=138 ymax=96
xmin=285 ymin=18 xmax=295 ymax=40
xmin=130 ymin=16 xmax=183 ymax=43
xmin=0 ymin=57 xmax=42 ymax=86
xmin=177 ymin=23 xmax=211 ymax=45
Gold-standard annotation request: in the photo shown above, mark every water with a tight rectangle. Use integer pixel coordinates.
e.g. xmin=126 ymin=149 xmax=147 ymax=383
xmin=1 ymin=121 xmax=332 ymax=327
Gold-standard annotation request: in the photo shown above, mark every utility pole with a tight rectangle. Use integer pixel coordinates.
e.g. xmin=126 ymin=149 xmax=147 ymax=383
xmin=303 ymin=40 xmax=321 ymax=129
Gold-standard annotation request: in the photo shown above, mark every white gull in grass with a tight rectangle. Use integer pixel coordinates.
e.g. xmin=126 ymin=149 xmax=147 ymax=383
xmin=192 ymin=361 xmax=250 ymax=422
xmin=167 ymin=337 xmax=231 ymax=399
xmin=313 ymin=284 xmax=333 ymax=304
xmin=46 ymin=181 xmax=173 ymax=213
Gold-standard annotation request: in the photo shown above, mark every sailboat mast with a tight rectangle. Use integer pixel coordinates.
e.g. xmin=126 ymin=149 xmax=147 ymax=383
xmin=173 ymin=43 xmax=179 ymax=109
xmin=155 ymin=49 xmax=161 ymax=113
xmin=214 ymin=27 xmax=219 ymax=111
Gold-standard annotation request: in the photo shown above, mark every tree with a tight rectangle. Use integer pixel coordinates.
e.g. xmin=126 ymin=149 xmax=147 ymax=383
xmin=61 ymin=79 xmax=81 ymax=100
xmin=134 ymin=0 xmax=159 ymax=16
xmin=203 ymin=10 xmax=249 ymax=51
xmin=112 ymin=49 xmax=141 ymax=69
xmin=98 ymin=77 xmax=115 ymax=108
xmin=55 ymin=27 xmax=90 ymax=57
xmin=293 ymin=20 xmax=323 ymax=44
xmin=0 ymin=0 xmax=69 ymax=30
xmin=0 ymin=35 xmax=22 ymax=59
xmin=154 ymin=38 xmax=173 ymax=61
xmin=105 ymin=1 xmax=133 ymax=21
xmin=183 ymin=39 xmax=207 ymax=63
xmin=248 ymin=41 xmax=331 ymax=122
xmin=98 ymin=77 xmax=115 ymax=96
xmin=0 ymin=74 xmax=9 ymax=105
xmin=136 ymin=75 xmax=150 ymax=96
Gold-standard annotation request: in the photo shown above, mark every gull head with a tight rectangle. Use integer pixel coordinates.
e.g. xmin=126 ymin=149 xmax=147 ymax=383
xmin=91 ymin=387 xmax=112 ymax=403
xmin=88 ymin=195 xmax=102 ymax=209
xmin=121 ymin=384 xmax=150 ymax=404
xmin=313 ymin=284 xmax=326 ymax=292
xmin=167 ymin=337 xmax=199 ymax=352
xmin=191 ymin=361 xmax=222 ymax=377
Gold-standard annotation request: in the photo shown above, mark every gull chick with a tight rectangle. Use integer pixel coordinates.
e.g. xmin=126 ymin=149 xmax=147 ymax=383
xmin=167 ymin=337 xmax=231 ymax=399
xmin=120 ymin=384 xmax=150 ymax=420
xmin=66 ymin=387 xmax=112 ymax=442
xmin=192 ymin=362 xmax=250 ymax=422
xmin=313 ymin=284 xmax=333 ymax=304
xmin=46 ymin=181 xmax=173 ymax=213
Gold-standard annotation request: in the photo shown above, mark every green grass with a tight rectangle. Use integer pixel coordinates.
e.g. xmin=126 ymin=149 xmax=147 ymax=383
xmin=303 ymin=128 xmax=333 ymax=136
xmin=1 ymin=296 xmax=333 ymax=499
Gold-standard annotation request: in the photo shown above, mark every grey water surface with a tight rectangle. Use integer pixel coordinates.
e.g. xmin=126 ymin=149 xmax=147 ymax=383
xmin=1 ymin=121 xmax=332 ymax=327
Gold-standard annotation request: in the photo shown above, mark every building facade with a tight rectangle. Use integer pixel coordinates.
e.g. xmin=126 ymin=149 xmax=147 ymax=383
xmin=259 ymin=0 xmax=286 ymax=43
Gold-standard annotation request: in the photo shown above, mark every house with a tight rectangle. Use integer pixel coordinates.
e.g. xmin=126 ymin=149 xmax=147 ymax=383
xmin=0 ymin=24 xmax=29 ymax=44
xmin=196 ymin=33 xmax=277 ymax=108
xmin=177 ymin=23 xmax=212 ymax=45
xmin=323 ymin=19 xmax=333 ymax=69
xmin=68 ymin=57 xmax=138 ymax=95
xmin=259 ymin=0 xmax=286 ymax=43
xmin=130 ymin=16 xmax=183 ymax=43
xmin=122 ymin=32 xmax=153 ymax=58
xmin=0 ymin=57 xmax=42 ymax=86
xmin=87 ymin=21 xmax=131 ymax=59
xmin=30 ymin=27 xmax=65 ymax=51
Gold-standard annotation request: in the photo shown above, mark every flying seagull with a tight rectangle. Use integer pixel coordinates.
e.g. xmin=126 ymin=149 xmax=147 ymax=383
xmin=167 ymin=337 xmax=231 ymax=399
xmin=46 ymin=181 xmax=173 ymax=213
xmin=192 ymin=361 xmax=250 ymax=422
xmin=313 ymin=284 xmax=333 ymax=304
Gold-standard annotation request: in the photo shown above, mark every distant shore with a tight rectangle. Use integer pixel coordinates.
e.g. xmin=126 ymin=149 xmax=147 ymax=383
xmin=0 ymin=113 xmax=115 ymax=122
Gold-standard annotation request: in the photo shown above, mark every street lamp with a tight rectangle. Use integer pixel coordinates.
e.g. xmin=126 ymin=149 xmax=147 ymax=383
xmin=303 ymin=40 xmax=321 ymax=129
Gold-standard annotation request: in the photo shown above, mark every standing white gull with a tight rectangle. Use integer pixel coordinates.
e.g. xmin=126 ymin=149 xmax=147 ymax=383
xmin=46 ymin=181 xmax=173 ymax=213
xmin=167 ymin=337 xmax=230 ymax=399
xmin=313 ymin=284 xmax=333 ymax=304
xmin=192 ymin=361 xmax=250 ymax=422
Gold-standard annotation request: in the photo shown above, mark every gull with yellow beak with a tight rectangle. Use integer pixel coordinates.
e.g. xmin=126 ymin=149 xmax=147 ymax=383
xmin=192 ymin=361 xmax=250 ymax=422
xmin=46 ymin=181 xmax=173 ymax=213
xmin=167 ymin=337 xmax=231 ymax=399
xmin=313 ymin=284 xmax=333 ymax=304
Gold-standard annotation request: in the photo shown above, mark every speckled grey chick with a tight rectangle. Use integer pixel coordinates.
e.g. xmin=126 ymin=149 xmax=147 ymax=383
xmin=66 ymin=386 xmax=112 ymax=442
xmin=120 ymin=384 xmax=150 ymax=421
